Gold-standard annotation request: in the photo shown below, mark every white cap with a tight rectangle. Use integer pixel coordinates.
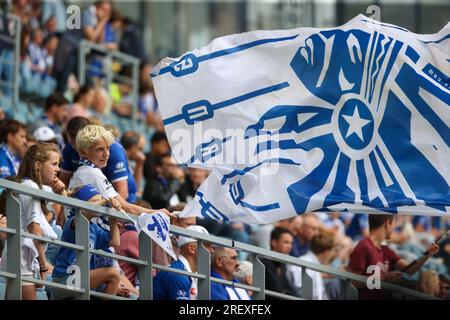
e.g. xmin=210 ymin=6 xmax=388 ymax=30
xmin=176 ymin=225 xmax=209 ymax=247
xmin=33 ymin=126 xmax=56 ymax=142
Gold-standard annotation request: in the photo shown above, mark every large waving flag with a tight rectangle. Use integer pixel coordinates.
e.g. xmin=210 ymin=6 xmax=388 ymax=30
xmin=151 ymin=15 xmax=450 ymax=224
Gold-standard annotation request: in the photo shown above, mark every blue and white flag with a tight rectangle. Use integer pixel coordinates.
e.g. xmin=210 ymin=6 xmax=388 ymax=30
xmin=151 ymin=15 xmax=450 ymax=224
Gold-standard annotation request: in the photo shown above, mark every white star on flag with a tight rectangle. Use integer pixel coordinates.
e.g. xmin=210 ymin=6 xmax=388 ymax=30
xmin=342 ymin=105 xmax=372 ymax=142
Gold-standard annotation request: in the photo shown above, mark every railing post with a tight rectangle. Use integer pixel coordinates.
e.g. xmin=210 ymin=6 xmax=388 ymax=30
xmin=344 ymin=279 xmax=358 ymax=300
xmin=5 ymin=191 xmax=21 ymax=300
xmin=75 ymin=209 xmax=90 ymax=300
xmin=12 ymin=15 xmax=21 ymax=114
xmin=301 ymin=267 xmax=313 ymax=299
xmin=252 ymin=256 xmax=265 ymax=300
xmin=197 ymin=240 xmax=211 ymax=300
xmin=131 ymin=59 xmax=139 ymax=130
xmin=138 ymin=231 xmax=153 ymax=300
xmin=78 ymin=40 xmax=86 ymax=87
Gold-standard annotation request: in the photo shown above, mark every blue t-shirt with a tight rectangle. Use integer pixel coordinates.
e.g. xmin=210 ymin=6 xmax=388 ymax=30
xmin=346 ymin=214 xmax=369 ymax=240
xmin=61 ymin=142 xmax=137 ymax=203
xmin=52 ymin=216 xmax=111 ymax=278
xmin=210 ymin=271 xmax=249 ymax=300
xmin=153 ymin=259 xmax=192 ymax=300
xmin=0 ymin=144 xmax=20 ymax=178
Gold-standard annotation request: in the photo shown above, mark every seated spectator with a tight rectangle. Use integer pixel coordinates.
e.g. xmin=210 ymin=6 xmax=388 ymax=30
xmin=143 ymin=153 xmax=184 ymax=210
xmin=153 ymin=225 xmax=209 ymax=300
xmin=287 ymin=232 xmax=336 ymax=299
xmin=261 ymin=227 xmax=299 ymax=299
xmin=143 ymin=131 xmax=170 ymax=180
xmin=290 ymin=213 xmax=320 ymax=257
xmin=51 ymin=184 xmax=121 ymax=299
xmin=28 ymin=92 xmax=68 ymax=149
xmin=347 ymin=214 xmax=439 ymax=299
xmin=418 ymin=270 xmax=440 ymax=297
xmin=211 ymin=246 xmax=250 ymax=300
xmin=0 ymin=120 xmax=27 ymax=178
xmin=32 ymin=126 xmax=57 ymax=144
xmin=233 ymin=260 xmax=253 ymax=297
xmin=65 ymin=85 xmax=95 ymax=124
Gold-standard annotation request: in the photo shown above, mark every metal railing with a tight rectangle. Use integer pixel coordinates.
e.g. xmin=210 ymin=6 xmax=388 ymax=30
xmin=0 ymin=12 xmax=21 ymax=114
xmin=0 ymin=178 xmax=439 ymax=300
xmin=78 ymin=39 xmax=140 ymax=129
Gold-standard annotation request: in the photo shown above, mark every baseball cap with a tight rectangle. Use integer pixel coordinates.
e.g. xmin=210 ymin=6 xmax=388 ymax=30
xmin=33 ymin=126 xmax=56 ymax=142
xmin=72 ymin=184 xmax=101 ymax=202
xmin=177 ymin=225 xmax=209 ymax=247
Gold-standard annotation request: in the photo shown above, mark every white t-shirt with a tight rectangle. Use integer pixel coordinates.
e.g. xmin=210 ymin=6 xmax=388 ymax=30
xmin=287 ymin=251 xmax=327 ymax=300
xmin=69 ymin=165 xmax=119 ymax=199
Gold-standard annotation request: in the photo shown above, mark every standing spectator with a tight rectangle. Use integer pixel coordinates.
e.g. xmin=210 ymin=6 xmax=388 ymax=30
xmin=119 ymin=18 xmax=148 ymax=62
xmin=53 ymin=0 xmax=112 ymax=92
xmin=287 ymin=233 xmax=336 ymax=299
xmin=143 ymin=131 xmax=170 ymax=180
xmin=347 ymin=214 xmax=439 ymax=299
xmin=28 ymin=92 xmax=68 ymax=149
xmin=0 ymin=120 xmax=27 ymax=178
xmin=153 ymin=225 xmax=209 ymax=300
xmin=143 ymin=153 xmax=184 ymax=209
xmin=290 ymin=213 xmax=320 ymax=257
xmin=210 ymin=246 xmax=250 ymax=300
xmin=261 ymin=227 xmax=299 ymax=299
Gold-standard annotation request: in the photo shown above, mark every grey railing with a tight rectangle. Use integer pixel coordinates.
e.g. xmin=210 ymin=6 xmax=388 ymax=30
xmin=0 ymin=178 xmax=439 ymax=300
xmin=0 ymin=12 xmax=21 ymax=114
xmin=78 ymin=39 xmax=140 ymax=129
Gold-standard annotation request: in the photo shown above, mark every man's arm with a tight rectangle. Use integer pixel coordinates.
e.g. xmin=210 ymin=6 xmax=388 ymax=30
xmin=395 ymin=243 xmax=440 ymax=276
xmin=112 ymin=179 xmax=129 ymax=201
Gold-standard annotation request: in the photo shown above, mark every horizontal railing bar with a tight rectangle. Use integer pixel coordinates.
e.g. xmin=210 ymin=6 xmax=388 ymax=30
xmin=89 ymin=290 xmax=131 ymax=300
xmin=0 ymin=178 xmax=133 ymax=221
xmin=0 ymin=226 xmax=16 ymax=234
xmin=0 ymin=270 xmax=17 ymax=279
xmin=154 ymin=263 xmax=207 ymax=280
xmin=21 ymin=276 xmax=86 ymax=294
xmin=22 ymin=232 xmax=85 ymax=251
xmin=90 ymin=249 xmax=147 ymax=266
xmin=170 ymin=225 xmax=234 ymax=247
xmin=265 ymin=289 xmax=304 ymax=300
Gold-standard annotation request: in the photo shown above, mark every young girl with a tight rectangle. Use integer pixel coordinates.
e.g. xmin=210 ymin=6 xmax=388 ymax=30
xmin=15 ymin=143 xmax=66 ymax=299
xmin=51 ymin=184 xmax=121 ymax=300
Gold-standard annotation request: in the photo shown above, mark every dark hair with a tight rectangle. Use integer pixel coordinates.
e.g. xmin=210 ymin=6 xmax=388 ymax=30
xmin=44 ymin=92 xmax=68 ymax=112
xmin=310 ymin=233 xmax=335 ymax=255
xmin=0 ymin=119 xmax=26 ymax=143
xmin=66 ymin=117 xmax=90 ymax=141
xmin=151 ymin=131 xmax=168 ymax=145
xmin=120 ymin=131 xmax=140 ymax=151
xmin=369 ymin=214 xmax=395 ymax=231
xmin=73 ymin=85 xmax=93 ymax=103
xmin=270 ymin=226 xmax=293 ymax=242
xmin=154 ymin=153 xmax=172 ymax=167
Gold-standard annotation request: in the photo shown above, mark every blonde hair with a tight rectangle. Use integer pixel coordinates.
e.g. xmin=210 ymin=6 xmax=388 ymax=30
xmin=75 ymin=125 xmax=115 ymax=152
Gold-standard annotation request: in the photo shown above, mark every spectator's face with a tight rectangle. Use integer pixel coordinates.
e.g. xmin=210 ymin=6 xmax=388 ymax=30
xmin=188 ymin=168 xmax=208 ymax=187
xmin=159 ymin=156 xmax=179 ymax=179
xmin=8 ymin=128 xmax=27 ymax=156
xmin=92 ymin=91 xmax=106 ymax=114
xmin=54 ymin=104 xmax=68 ymax=124
xmin=83 ymin=89 xmax=95 ymax=107
xmin=79 ymin=138 xmax=110 ymax=168
xmin=97 ymin=3 xmax=112 ymax=20
xmin=152 ymin=140 xmax=170 ymax=156
xmin=301 ymin=216 xmax=320 ymax=241
xmin=439 ymin=280 xmax=449 ymax=299
xmin=271 ymin=232 xmax=293 ymax=254
xmin=38 ymin=151 xmax=60 ymax=185
xmin=216 ymin=248 xmax=239 ymax=281
xmin=45 ymin=16 xmax=57 ymax=33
